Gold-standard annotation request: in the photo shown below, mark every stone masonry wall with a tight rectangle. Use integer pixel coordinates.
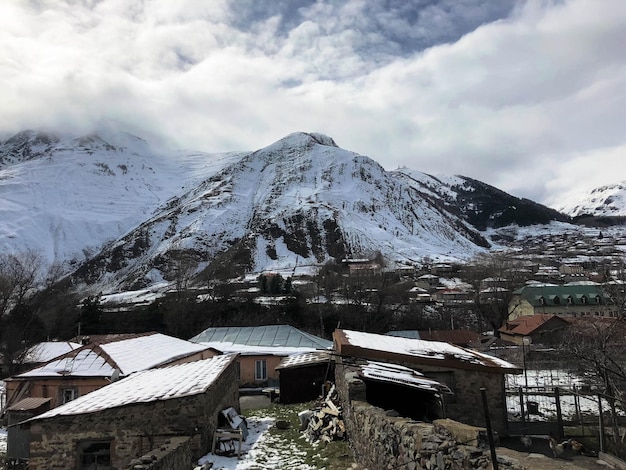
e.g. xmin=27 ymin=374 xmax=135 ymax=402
xmin=124 ymin=436 xmax=192 ymax=470
xmin=27 ymin=359 xmax=239 ymax=470
xmin=335 ymin=362 xmax=520 ymax=470
xmin=442 ymin=368 xmax=508 ymax=434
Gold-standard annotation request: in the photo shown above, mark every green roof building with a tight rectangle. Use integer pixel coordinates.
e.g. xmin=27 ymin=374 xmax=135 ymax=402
xmin=508 ymin=284 xmax=616 ymax=320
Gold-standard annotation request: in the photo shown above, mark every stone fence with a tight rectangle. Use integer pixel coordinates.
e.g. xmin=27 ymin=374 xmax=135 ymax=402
xmin=335 ymin=363 xmax=523 ymax=470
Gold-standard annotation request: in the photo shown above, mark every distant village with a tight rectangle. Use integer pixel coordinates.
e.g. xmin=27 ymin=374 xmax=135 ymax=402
xmin=1 ymin=225 xmax=626 ymax=469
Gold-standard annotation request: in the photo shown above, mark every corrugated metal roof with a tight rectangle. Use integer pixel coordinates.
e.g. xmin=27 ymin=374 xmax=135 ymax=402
xmin=276 ymin=351 xmax=331 ymax=370
xmin=190 ymin=325 xmax=332 ymax=349
xmin=7 ymin=397 xmax=51 ymax=412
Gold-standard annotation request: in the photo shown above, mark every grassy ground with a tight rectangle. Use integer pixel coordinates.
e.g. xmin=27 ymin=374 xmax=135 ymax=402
xmin=241 ymin=400 xmax=357 ymax=470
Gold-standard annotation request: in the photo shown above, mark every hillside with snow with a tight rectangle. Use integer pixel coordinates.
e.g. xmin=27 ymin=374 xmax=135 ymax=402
xmin=0 ymin=129 xmax=573 ymax=294
xmin=556 ymin=181 xmax=626 ymax=220
xmin=0 ymin=129 xmax=243 ymax=268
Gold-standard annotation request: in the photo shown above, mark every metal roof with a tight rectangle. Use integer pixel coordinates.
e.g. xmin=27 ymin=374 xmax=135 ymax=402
xmin=6 ymin=397 xmax=51 ymax=412
xmin=190 ymin=325 xmax=332 ymax=349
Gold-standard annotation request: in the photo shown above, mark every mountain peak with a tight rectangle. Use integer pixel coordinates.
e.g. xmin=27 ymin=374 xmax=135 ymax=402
xmin=268 ymin=132 xmax=339 ymax=150
xmin=0 ymin=129 xmax=61 ymax=167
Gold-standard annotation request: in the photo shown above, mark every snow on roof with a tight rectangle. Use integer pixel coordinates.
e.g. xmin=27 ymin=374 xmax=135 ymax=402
xmin=276 ymin=350 xmax=331 ymax=370
xmin=336 ymin=329 xmax=519 ymax=373
xmin=16 ymin=333 xmax=211 ymax=378
xmin=358 ymin=361 xmax=450 ymax=394
xmin=190 ymin=325 xmax=332 ymax=350
xmin=23 ymin=341 xmax=81 ymax=363
xmin=200 ymin=341 xmax=324 ymax=357
xmin=28 ymin=354 xmax=236 ymax=421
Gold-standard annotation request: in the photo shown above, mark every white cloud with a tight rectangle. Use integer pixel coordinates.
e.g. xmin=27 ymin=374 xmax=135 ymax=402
xmin=0 ymin=0 xmax=625 ymax=207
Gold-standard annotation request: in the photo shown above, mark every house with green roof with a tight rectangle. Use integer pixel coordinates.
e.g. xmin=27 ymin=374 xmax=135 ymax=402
xmin=508 ymin=285 xmax=616 ymax=320
xmin=189 ymin=325 xmax=332 ymax=388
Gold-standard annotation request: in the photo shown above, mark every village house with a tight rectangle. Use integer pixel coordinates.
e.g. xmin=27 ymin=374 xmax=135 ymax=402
xmin=498 ymin=314 xmax=571 ymax=346
xmin=18 ymin=354 xmax=239 ymax=469
xmin=332 ymin=329 xmax=520 ymax=434
xmin=507 ymin=285 xmax=616 ymax=319
xmin=3 ymin=332 xmax=217 ymax=412
xmin=415 ymin=274 xmax=440 ymax=292
xmin=433 ymin=287 xmax=473 ymax=306
xmin=189 ymin=325 xmax=332 ymax=388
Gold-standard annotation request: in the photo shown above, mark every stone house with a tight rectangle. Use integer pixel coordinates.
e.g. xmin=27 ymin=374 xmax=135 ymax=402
xmin=507 ymin=285 xmax=616 ymax=319
xmin=190 ymin=325 xmax=332 ymax=388
xmin=19 ymin=354 xmax=239 ymax=470
xmin=333 ymin=329 xmax=520 ymax=434
xmin=4 ymin=332 xmax=217 ymax=411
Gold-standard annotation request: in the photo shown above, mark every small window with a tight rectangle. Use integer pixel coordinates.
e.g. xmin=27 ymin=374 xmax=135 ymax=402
xmin=553 ymin=296 xmax=560 ymax=305
xmin=61 ymin=388 xmax=78 ymax=404
xmin=581 ymin=296 xmax=588 ymax=304
xmin=255 ymin=359 xmax=267 ymax=381
xmin=78 ymin=440 xmax=111 ymax=470
xmin=567 ymin=296 xmax=573 ymax=305
xmin=539 ymin=297 xmax=546 ymax=305
xmin=595 ymin=295 xmax=602 ymax=304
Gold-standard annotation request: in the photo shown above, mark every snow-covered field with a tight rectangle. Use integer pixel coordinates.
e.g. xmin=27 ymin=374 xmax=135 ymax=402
xmin=505 ymin=369 xmax=625 ymax=422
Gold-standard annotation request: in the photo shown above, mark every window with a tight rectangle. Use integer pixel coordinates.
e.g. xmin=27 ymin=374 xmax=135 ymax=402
xmin=77 ymin=440 xmax=112 ymax=470
xmin=255 ymin=359 xmax=267 ymax=381
xmin=581 ymin=296 xmax=588 ymax=304
xmin=61 ymin=388 xmax=78 ymax=404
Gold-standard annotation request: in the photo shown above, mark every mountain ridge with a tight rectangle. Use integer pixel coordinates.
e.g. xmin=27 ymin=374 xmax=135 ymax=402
xmin=0 ymin=129 xmax=589 ymax=294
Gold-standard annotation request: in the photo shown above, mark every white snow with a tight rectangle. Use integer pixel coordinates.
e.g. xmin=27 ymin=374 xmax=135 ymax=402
xmin=28 ymin=355 xmax=235 ymax=420
xmin=359 ymin=361 xmax=450 ymax=393
xmin=22 ymin=341 xmax=81 ymax=363
xmin=343 ymin=329 xmax=519 ymax=370
xmin=0 ymin=130 xmax=490 ymax=294
xmin=200 ymin=341 xmax=326 ymax=357
xmin=17 ymin=333 xmax=212 ymax=378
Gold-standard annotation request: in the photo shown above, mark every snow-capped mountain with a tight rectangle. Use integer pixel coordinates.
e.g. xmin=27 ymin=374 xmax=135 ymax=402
xmin=557 ymin=182 xmax=626 ymax=219
xmin=0 ymin=129 xmax=243 ymax=269
xmin=0 ymin=129 xmax=568 ymax=293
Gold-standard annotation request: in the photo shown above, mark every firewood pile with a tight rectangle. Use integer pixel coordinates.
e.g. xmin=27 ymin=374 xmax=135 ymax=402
xmin=301 ymin=384 xmax=346 ymax=444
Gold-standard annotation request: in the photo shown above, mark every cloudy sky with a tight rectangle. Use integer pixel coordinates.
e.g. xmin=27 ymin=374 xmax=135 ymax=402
xmin=1 ymin=0 xmax=624 ymax=208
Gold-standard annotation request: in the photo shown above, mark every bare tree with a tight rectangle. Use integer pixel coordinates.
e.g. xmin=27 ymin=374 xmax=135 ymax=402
xmin=0 ymin=250 xmax=50 ymax=375
xmin=462 ymin=252 xmax=532 ymax=332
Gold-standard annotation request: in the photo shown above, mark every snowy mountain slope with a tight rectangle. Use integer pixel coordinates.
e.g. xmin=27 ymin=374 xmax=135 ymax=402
xmin=0 ymin=129 xmax=243 ymax=267
xmin=68 ymin=132 xmax=492 ymax=292
xmin=556 ymin=181 xmax=626 ymax=218
xmin=1 ymin=129 xmax=574 ymax=294
xmin=393 ymin=169 xmax=570 ymax=230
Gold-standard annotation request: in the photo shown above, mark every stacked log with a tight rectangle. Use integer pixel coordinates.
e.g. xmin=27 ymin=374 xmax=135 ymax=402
xmin=302 ymin=385 xmax=346 ymax=444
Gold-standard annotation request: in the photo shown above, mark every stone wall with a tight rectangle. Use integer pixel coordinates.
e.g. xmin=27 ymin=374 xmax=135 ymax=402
xmin=335 ymin=362 xmax=520 ymax=470
xmin=27 ymin=358 xmax=239 ymax=470
xmin=124 ymin=436 xmax=192 ymax=470
xmin=443 ymin=368 xmax=508 ymax=434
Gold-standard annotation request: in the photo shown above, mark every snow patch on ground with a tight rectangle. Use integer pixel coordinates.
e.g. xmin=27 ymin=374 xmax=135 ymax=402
xmin=195 ymin=416 xmax=316 ymax=470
